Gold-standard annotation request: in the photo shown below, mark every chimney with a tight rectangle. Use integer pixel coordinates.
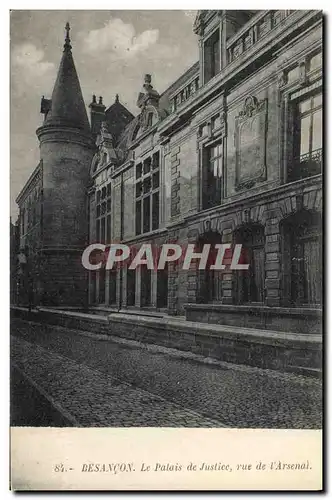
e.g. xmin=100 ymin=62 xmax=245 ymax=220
xmin=89 ymin=94 xmax=106 ymax=136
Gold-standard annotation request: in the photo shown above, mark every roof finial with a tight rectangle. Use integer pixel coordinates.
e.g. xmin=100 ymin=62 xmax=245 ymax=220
xmin=143 ymin=74 xmax=153 ymax=93
xmin=64 ymin=22 xmax=72 ymax=51
xmin=115 ymin=94 xmax=119 ymax=103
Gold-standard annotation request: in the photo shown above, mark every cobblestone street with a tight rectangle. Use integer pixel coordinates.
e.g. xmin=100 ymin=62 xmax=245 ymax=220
xmin=11 ymin=318 xmax=322 ymax=428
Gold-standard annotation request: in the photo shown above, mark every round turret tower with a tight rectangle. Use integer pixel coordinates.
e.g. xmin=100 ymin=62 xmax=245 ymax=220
xmin=36 ymin=23 xmax=95 ymax=307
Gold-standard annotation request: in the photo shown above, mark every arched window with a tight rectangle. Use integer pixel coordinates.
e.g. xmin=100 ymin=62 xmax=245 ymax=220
xmin=281 ymin=210 xmax=322 ymax=306
xmin=234 ymin=225 xmax=265 ymax=304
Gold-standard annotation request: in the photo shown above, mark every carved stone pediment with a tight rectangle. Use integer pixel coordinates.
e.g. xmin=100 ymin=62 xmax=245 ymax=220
xmin=234 ymin=95 xmax=268 ymax=192
xmin=193 ymin=10 xmax=206 ymax=35
xmin=136 ymin=74 xmax=160 ymax=110
xmin=91 ymin=121 xmax=118 ymax=175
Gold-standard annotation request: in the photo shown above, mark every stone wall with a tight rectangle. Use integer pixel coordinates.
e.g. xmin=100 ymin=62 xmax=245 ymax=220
xmin=11 ymin=306 xmax=322 ymax=377
xmin=177 ymin=179 xmax=322 ymax=323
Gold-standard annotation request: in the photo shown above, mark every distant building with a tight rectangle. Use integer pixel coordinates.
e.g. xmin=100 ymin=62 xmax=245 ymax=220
xmin=10 ymin=219 xmax=19 ymax=305
xmin=15 ymin=11 xmax=323 ymax=333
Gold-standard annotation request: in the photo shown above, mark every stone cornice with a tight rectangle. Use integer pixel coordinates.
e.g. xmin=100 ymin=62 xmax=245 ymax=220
xmin=36 ymin=124 xmax=95 ymax=149
xmin=166 ymin=175 xmax=322 ymax=231
xmin=158 ymin=10 xmax=321 ymax=137
xmin=38 ymin=246 xmax=87 ymax=254
xmin=16 ymin=162 xmax=42 ymax=205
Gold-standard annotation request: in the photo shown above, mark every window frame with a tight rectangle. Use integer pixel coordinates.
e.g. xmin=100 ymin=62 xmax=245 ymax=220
xmin=135 ymin=151 xmax=160 ymax=236
xmin=201 ymin=138 xmax=224 ymax=210
xmin=203 ymin=27 xmax=221 ymax=84
xmin=288 ymin=91 xmax=322 ymax=182
xmin=234 ymin=225 xmax=265 ymax=305
xmin=281 ymin=211 xmax=322 ymax=307
xmin=96 ymin=181 xmax=112 ymax=243
xmin=280 ymin=66 xmax=322 ymax=184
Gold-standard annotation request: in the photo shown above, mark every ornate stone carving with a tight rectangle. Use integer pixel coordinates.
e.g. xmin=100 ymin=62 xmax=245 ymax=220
xmin=137 ymin=74 xmax=160 ymax=109
xmin=203 ymin=219 xmax=211 ymax=233
xmin=193 ymin=11 xmax=205 ymax=36
xmin=299 ymin=58 xmax=308 ymax=86
xmin=197 ymin=124 xmax=204 ymax=139
xmin=235 ymin=95 xmax=268 ymax=192
xmin=278 ymin=69 xmax=287 ymax=88
xmin=239 ymin=95 xmax=265 ymax=117
xmin=296 ymin=194 xmax=304 ymax=211
xmin=243 ymin=208 xmax=251 ymax=224
xmin=91 ymin=121 xmax=118 ymax=175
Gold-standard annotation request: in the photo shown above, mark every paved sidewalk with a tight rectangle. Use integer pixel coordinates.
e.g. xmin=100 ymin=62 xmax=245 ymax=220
xmin=11 ymin=336 xmax=223 ymax=427
xmin=11 ymin=319 xmax=322 ymax=428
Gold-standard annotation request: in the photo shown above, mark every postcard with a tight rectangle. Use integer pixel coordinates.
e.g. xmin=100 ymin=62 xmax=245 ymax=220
xmin=10 ymin=9 xmax=323 ymax=491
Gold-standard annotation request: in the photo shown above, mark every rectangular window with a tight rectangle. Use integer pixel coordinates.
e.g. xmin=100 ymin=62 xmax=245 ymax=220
xmin=135 ymin=152 xmax=160 ymax=235
xmin=136 ymin=163 xmax=142 ymax=179
xmin=126 ymin=268 xmax=136 ymax=306
xmin=143 ymin=157 xmax=151 ymax=174
xmin=143 ymin=197 xmax=151 ymax=234
xmin=106 ymin=214 xmax=111 ymax=244
xmin=235 ymin=226 xmax=265 ymax=304
xmin=136 ymin=182 xmax=142 ymax=198
xmin=143 ymin=177 xmax=151 ymax=194
xmin=100 ymin=218 xmax=106 ymax=243
xmin=90 ymin=271 xmax=97 ymax=304
xmin=152 ymin=152 xmax=160 ymax=170
xmin=152 ymin=171 xmax=159 ymax=189
xmin=141 ymin=267 xmax=151 ymax=306
xmin=135 ymin=200 xmax=142 ymax=236
xmin=204 ymin=29 xmax=221 ymax=83
xmin=289 ymin=92 xmax=322 ymax=181
xmin=21 ymin=209 xmax=25 ymax=235
xmin=152 ymin=192 xmax=159 ymax=231
xmin=157 ymin=265 xmax=168 ymax=308
xmin=202 ymin=142 xmax=223 ymax=210
xmin=108 ymin=270 xmax=117 ymax=305
xmin=284 ymin=213 xmax=322 ymax=307
xmin=96 ymin=219 xmax=100 ymax=242
xmin=98 ymin=267 xmax=106 ymax=304
xmin=96 ymin=182 xmax=112 ymax=243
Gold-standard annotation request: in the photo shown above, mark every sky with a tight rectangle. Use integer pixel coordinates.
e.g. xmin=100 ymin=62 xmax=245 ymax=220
xmin=10 ymin=10 xmax=198 ymax=219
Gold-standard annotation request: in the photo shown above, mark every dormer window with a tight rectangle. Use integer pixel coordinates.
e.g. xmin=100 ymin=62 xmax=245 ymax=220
xmin=204 ymin=28 xmax=221 ymax=83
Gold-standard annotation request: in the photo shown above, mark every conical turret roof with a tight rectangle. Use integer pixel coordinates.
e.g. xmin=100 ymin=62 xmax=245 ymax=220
xmin=45 ymin=23 xmax=90 ymax=131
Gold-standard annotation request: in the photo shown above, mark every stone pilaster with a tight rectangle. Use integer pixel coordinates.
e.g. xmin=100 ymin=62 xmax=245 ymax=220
xmin=167 ymin=230 xmax=179 ymax=315
xmin=264 ymin=217 xmax=281 ymax=306
xmin=170 ymin=146 xmax=181 ymax=218
xmin=184 ymin=227 xmax=199 ymax=305
xmin=221 ymin=228 xmax=234 ymax=305
xmin=122 ymin=267 xmax=128 ymax=307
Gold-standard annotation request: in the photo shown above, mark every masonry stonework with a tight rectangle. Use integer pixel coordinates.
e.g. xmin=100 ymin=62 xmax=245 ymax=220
xmin=15 ymin=11 xmax=323 ymax=348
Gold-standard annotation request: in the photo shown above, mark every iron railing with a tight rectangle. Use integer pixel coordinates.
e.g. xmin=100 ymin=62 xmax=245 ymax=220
xmin=288 ymin=148 xmax=322 ymax=182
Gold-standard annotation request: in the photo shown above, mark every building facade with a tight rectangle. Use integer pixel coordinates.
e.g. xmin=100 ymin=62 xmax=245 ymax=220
xmin=15 ymin=11 xmax=323 ymax=333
